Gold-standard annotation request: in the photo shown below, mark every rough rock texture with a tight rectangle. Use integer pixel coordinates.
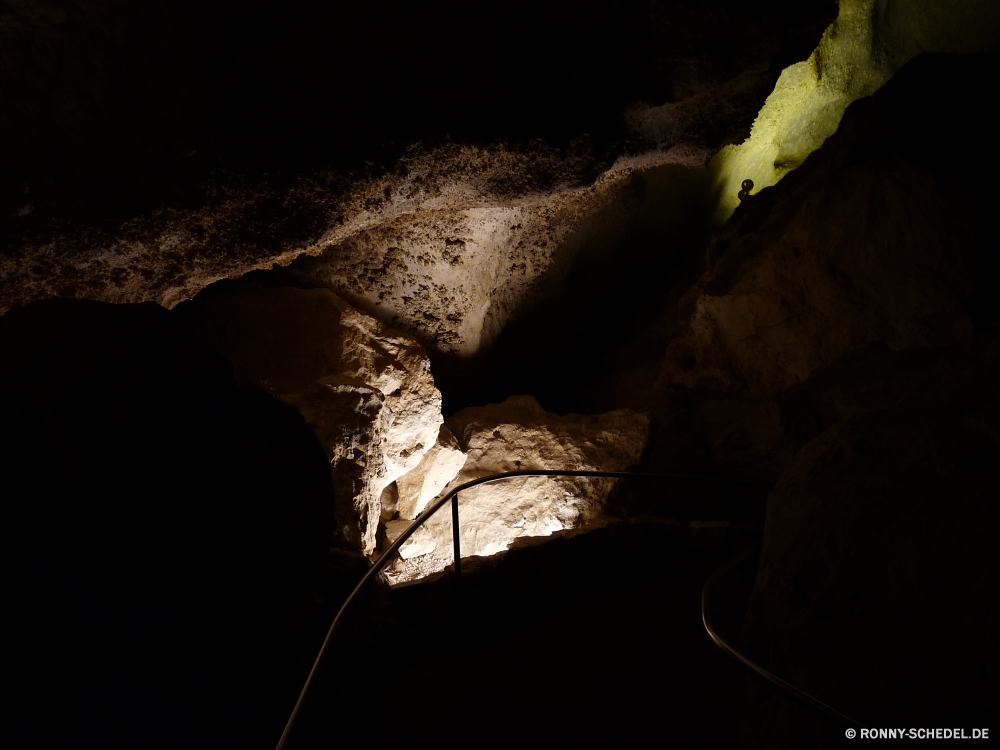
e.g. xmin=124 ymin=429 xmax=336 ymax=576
xmin=661 ymin=80 xmax=979 ymax=399
xmin=740 ymin=330 xmax=1000 ymax=748
xmin=189 ymin=280 xmax=442 ymax=554
xmin=394 ymin=424 xmax=468 ymax=521
xmin=383 ymin=395 xmax=650 ymax=583
xmin=0 ymin=297 xmax=336 ymax=749
xmin=0 ymin=0 xmax=837 ymax=365
xmin=529 ymin=56 xmax=1000 ymax=745
xmin=577 ymin=54 xmax=998 ymax=483
xmin=272 ymin=154 xmax=633 ymax=357
xmin=2 ymin=4 xmax=999 ymax=745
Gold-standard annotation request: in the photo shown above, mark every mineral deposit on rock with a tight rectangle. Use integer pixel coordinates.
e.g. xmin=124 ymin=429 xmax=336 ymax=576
xmin=384 ymin=395 xmax=650 ymax=583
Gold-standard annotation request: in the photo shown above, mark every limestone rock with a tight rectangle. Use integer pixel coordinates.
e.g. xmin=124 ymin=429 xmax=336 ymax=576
xmin=395 ymin=425 xmax=468 ymax=520
xmin=383 ymin=395 xmax=650 ymax=584
xmin=661 ymin=161 xmax=975 ymax=399
xmin=0 ymin=297 xmax=335 ymax=749
xmin=283 ymin=382 xmax=390 ymax=554
xmin=0 ymin=1 xmax=839 ymax=348
xmin=194 ymin=281 xmax=443 ymax=554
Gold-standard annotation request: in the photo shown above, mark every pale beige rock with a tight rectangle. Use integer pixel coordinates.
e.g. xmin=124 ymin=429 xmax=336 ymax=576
xmin=196 ymin=281 xmax=443 ymax=554
xmin=395 ymin=425 xmax=468 ymax=520
xmin=384 ymin=519 xmax=437 ymax=560
xmin=383 ymin=395 xmax=650 ymax=584
xmin=273 ymin=154 xmax=645 ymax=358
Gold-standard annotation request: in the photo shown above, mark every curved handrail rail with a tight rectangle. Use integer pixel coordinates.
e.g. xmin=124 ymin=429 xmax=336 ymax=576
xmin=701 ymin=541 xmax=867 ymax=730
xmin=274 ymin=469 xmax=857 ymax=747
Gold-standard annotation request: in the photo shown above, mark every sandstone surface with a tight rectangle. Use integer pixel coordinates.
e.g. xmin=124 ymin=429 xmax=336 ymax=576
xmin=383 ymin=395 xmax=650 ymax=583
xmin=192 ymin=281 xmax=442 ymax=554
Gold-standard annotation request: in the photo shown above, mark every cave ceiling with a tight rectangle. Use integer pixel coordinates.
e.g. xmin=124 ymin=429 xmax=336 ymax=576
xmin=4 ymin=1 xmax=998 ymax=396
xmin=0 ymin=0 xmax=839 ymax=335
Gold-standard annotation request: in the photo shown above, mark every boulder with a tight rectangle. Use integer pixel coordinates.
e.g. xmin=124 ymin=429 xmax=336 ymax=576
xmin=384 ymin=395 xmax=650 ymax=583
xmin=192 ymin=280 xmax=443 ymax=553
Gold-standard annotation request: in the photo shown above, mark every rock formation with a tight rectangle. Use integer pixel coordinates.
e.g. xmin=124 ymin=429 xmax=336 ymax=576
xmin=190 ymin=280 xmax=443 ymax=554
xmin=582 ymin=53 xmax=997 ymax=477
xmin=394 ymin=424 xmax=468 ymax=521
xmin=0 ymin=1 xmax=839 ymax=364
xmin=2 ymin=2 xmax=1000 ymax=748
xmin=741 ymin=333 xmax=1000 ymax=747
xmin=659 ymin=54 xmax=997 ymax=747
xmin=383 ymin=395 xmax=650 ymax=583
xmin=661 ymin=118 xmax=976 ymax=399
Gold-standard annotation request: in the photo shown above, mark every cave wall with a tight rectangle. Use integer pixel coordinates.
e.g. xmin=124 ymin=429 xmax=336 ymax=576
xmin=624 ymin=54 xmax=1000 ymax=747
xmin=2 ymin=2 xmax=1000 ymax=747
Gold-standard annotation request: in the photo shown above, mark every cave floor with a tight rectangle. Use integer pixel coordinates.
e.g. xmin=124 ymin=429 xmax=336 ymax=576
xmin=294 ymin=520 xmax=761 ymax=749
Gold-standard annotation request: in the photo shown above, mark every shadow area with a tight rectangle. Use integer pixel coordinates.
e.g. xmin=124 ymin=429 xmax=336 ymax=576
xmin=430 ymin=163 xmax=726 ymax=417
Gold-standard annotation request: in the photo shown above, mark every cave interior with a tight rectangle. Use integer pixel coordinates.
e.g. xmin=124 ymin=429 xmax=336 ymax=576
xmin=2 ymin=1 xmax=999 ymax=748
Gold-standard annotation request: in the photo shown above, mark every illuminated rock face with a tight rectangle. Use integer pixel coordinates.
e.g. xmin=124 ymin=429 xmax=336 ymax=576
xmin=193 ymin=281 xmax=442 ymax=554
xmin=707 ymin=0 xmax=1000 ymax=224
xmin=272 ymin=153 xmax=625 ymax=357
xmin=568 ymin=53 xmax=997 ymax=490
xmin=384 ymin=395 xmax=650 ymax=584
xmin=0 ymin=4 xmax=839 ymax=361
xmin=647 ymin=55 xmax=1000 ymax=748
xmin=394 ymin=424 xmax=467 ymax=520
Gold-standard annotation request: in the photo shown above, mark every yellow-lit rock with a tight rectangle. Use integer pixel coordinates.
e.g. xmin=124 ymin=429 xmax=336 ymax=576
xmin=708 ymin=0 xmax=1000 ymax=224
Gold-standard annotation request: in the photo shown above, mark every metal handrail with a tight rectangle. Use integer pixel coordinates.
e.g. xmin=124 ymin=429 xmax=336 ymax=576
xmin=701 ymin=541 xmax=868 ymax=730
xmin=274 ymin=468 xmax=857 ymax=748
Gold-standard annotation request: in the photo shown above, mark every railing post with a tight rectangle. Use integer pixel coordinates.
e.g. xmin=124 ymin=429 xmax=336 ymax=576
xmin=451 ymin=491 xmax=462 ymax=588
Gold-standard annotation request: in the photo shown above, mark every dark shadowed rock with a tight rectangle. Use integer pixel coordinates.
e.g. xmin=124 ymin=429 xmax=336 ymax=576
xmin=740 ymin=329 xmax=1000 ymax=747
xmin=1 ymin=298 xmax=335 ymax=748
xmin=182 ymin=279 xmax=444 ymax=555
